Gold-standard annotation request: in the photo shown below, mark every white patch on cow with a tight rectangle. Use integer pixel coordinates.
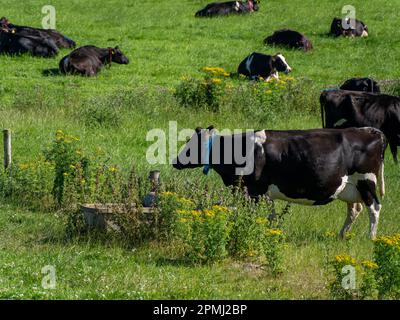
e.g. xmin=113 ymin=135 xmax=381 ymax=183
xmin=234 ymin=1 xmax=240 ymax=11
xmin=361 ymin=30 xmax=369 ymax=37
xmin=276 ymin=54 xmax=292 ymax=73
xmin=266 ymin=72 xmax=279 ymax=82
xmin=267 ymin=184 xmax=315 ymax=205
xmin=245 ymin=54 xmax=254 ymax=75
xmin=334 ymin=172 xmax=377 ymax=203
xmin=333 ymin=118 xmax=348 ymax=127
xmin=254 ymin=130 xmax=266 ymax=154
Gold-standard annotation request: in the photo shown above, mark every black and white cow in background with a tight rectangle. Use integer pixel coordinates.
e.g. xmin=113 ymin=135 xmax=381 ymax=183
xmin=340 ymin=77 xmax=381 ymax=93
xmin=264 ymin=29 xmax=313 ymax=52
xmin=330 ymin=17 xmax=369 ymax=37
xmin=0 ymin=27 xmax=58 ymax=57
xmin=320 ymin=90 xmax=400 ymax=163
xmin=173 ymin=126 xmax=387 ymax=239
xmin=238 ymin=52 xmax=292 ymax=81
xmin=195 ymin=0 xmax=259 ymax=17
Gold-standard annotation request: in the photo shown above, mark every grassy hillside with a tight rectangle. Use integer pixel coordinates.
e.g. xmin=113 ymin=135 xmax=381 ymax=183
xmin=0 ymin=0 xmax=399 ymax=299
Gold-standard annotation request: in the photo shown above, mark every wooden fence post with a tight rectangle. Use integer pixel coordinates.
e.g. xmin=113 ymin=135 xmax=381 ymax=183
xmin=3 ymin=129 xmax=11 ymax=170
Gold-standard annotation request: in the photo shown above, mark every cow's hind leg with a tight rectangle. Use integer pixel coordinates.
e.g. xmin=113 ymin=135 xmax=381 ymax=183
xmin=340 ymin=203 xmax=362 ymax=239
xmin=357 ymin=180 xmax=382 ymax=239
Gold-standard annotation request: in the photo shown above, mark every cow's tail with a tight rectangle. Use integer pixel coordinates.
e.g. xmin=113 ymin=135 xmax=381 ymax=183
xmin=320 ymin=92 xmax=326 ymax=128
xmin=378 ymin=131 xmax=388 ymax=198
xmin=378 ymin=163 xmax=385 ymax=199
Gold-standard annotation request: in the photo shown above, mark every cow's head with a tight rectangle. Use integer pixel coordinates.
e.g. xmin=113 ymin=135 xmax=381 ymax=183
xmin=248 ymin=0 xmax=260 ymax=12
xmin=0 ymin=17 xmax=10 ymax=27
xmin=110 ymin=46 xmax=129 ymax=64
xmin=173 ymin=126 xmax=215 ymax=170
xmin=273 ymin=53 xmax=292 ymax=74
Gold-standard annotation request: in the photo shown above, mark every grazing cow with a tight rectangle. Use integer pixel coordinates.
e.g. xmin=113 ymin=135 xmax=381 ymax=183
xmin=0 ymin=27 xmax=58 ymax=57
xmin=59 ymin=45 xmax=129 ymax=76
xmin=320 ymin=90 xmax=400 ymax=163
xmin=340 ymin=77 xmax=380 ymax=93
xmin=264 ymin=29 xmax=313 ymax=52
xmin=330 ymin=17 xmax=369 ymax=37
xmin=238 ymin=52 xmax=292 ymax=81
xmin=195 ymin=0 xmax=259 ymax=17
xmin=0 ymin=17 xmax=75 ymax=48
xmin=173 ymin=126 xmax=386 ymax=239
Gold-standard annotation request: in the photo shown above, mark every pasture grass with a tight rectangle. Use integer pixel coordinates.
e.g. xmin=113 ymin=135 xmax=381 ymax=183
xmin=0 ymin=0 xmax=399 ymax=299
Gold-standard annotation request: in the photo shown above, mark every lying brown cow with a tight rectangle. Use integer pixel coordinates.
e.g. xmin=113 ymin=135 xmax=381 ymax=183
xmin=59 ymin=45 xmax=129 ymax=76
xmin=264 ymin=29 xmax=313 ymax=52
xmin=0 ymin=17 xmax=75 ymax=49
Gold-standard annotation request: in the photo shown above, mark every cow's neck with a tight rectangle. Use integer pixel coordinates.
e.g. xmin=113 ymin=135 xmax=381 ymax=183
xmin=206 ymin=134 xmax=248 ymax=187
xmin=99 ymin=48 xmax=112 ymax=65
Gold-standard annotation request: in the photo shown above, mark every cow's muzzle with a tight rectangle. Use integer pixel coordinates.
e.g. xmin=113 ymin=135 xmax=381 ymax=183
xmin=285 ymin=67 xmax=292 ymax=74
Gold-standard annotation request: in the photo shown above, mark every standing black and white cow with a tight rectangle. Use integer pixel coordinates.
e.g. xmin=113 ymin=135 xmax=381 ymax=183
xmin=59 ymin=45 xmax=129 ymax=76
xmin=0 ymin=27 xmax=58 ymax=57
xmin=320 ymin=90 xmax=400 ymax=163
xmin=0 ymin=17 xmax=76 ymax=49
xmin=340 ymin=77 xmax=380 ymax=93
xmin=195 ymin=0 xmax=259 ymax=17
xmin=264 ymin=29 xmax=313 ymax=52
xmin=173 ymin=126 xmax=387 ymax=239
xmin=330 ymin=17 xmax=369 ymax=37
xmin=237 ymin=52 xmax=292 ymax=81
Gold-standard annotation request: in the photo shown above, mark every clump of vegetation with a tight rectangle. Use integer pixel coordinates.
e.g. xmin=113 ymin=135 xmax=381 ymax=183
xmin=174 ymin=66 xmax=300 ymax=117
xmin=155 ymin=186 xmax=288 ymax=270
xmin=327 ymin=235 xmax=400 ymax=300
xmin=374 ymin=234 xmax=400 ymax=298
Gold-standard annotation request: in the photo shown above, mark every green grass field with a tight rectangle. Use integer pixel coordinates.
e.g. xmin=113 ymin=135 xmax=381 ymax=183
xmin=0 ymin=0 xmax=400 ymax=299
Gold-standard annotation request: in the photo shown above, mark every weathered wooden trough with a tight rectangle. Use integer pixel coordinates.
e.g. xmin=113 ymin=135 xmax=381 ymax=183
xmin=80 ymin=170 xmax=160 ymax=231
xmin=81 ymin=203 xmax=155 ymax=232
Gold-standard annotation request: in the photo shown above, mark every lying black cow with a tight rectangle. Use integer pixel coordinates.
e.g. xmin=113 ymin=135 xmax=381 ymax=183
xmin=264 ymin=29 xmax=313 ymax=52
xmin=59 ymin=45 xmax=129 ymax=76
xmin=195 ymin=0 xmax=259 ymax=17
xmin=0 ymin=17 xmax=75 ymax=48
xmin=320 ymin=90 xmax=400 ymax=163
xmin=330 ymin=17 xmax=369 ymax=37
xmin=340 ymin=77 xmax=380 ymax=93
xmin=238 ymin=52 xmax=292 ymax=81
xmin=0 ymin=27 xmax=58 ymax=57
xmin=173 ymin=126 xmax=386 ymax=239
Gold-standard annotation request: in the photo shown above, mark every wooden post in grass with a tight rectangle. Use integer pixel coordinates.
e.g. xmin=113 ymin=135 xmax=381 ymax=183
xmin=3 ymin=129 xmax=11 ymax=170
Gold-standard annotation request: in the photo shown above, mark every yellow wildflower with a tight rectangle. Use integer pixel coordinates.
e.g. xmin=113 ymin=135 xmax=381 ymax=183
xmin=361 ymin=260 xmax=378 ymax=270
xmin=109 ymin=167 xmax=118 ymax=173
xmin=256 ymin=217 xmax=267 ymax=225
xmin=161 ymin=191 xmax=177 ymax=197
xmin=212 ymin=205 xmax=230 ymax=213
xmin=334 ymin=254 xmax=356 ymax=265
xmin=266 ymin=229 xmax=283 ymax=237
xmin=211 ymin=78 xmax=222 ymax=85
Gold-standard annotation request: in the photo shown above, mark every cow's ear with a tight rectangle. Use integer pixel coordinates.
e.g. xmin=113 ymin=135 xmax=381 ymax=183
xmin=195 ymin=127 xmax=202 ymax=134
xmin=207 ymin=125 xmax=215 ymax=131
xmin=115 ymin=46 xmax=119 ymax=50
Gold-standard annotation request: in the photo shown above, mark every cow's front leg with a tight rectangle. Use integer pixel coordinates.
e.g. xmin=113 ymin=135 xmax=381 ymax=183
xmin=340 ymin=203 xmax=362 ymax=239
